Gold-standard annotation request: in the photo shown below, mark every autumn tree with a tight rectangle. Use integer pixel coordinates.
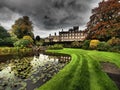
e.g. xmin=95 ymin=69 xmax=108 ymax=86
xmin=12 ymin=16 xmax=34 ymax=39
xmin=87 ymin=0 xmax=120 ymax=41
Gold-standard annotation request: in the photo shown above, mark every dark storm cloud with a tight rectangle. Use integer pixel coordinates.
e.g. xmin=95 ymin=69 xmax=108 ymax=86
xmin=0 ymin=0 xmax=100 ymax=30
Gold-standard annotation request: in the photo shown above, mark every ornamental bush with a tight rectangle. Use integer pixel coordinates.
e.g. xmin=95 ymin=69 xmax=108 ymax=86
xmin=14 ymin=39 xmax=31 ymax=48
xmin=90 ymin=40 xmax=100 ymax=49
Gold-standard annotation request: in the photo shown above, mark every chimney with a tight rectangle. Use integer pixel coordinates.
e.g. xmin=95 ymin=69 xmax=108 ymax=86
xmin=73 ymin=26 xmax=79 ymax=30
xmin=54 ymin=32 xmax=56 ymax=36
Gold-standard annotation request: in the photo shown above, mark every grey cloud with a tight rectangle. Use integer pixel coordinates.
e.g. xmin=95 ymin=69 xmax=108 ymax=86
xmin=0 ymin=0 xmax=100 ymax=30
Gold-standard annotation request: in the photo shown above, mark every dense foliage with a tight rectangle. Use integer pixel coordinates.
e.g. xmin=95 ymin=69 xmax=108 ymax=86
xmin=71 ymin=41 xmax=81 ymax=48
xmin=107 ymin=37 xmax=120 ymax=52
xmin=14 ymin=39 xmax=32 ymax=48
xmin=0 ymin=26 xmax=12 ymax=46
xmin=107 ymin=37 xmax=120 ymax=46
xmin=35 ymin=35 xmax=40 ymax=41
xmin=12 ymin=16 xmax=34 ymax=39
xmin=97 ymin=42 xmax=111 ymax=51
xmin=82 ymin=40 xmax=90 ymax=49
xmin=47 ymin=44 xmax=63 ymax=50
xmin=0 ymin=47 xmax=32 ymax=56
xmin=89 ymin=40 xmax=100 ymax=49
xmin=0 ymin=26 xmax=10 ymax=38
xmin=87 ymin=0 xmax=120 ymax=41
xmin=23 ymin=35 xmax=34 ymax=43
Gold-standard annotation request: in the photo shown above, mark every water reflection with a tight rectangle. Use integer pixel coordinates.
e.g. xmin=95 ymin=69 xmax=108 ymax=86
xmin=0 ymin=53 xmax=71 ymax=90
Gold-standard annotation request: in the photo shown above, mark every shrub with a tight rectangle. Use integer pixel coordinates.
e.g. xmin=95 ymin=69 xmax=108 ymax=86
xmin=0 ymin=39 xmax=4 ymax=46
xmin=35 ymin=39 xmax=44 ymax=46
xmin=14 ymin=39 xmax=31 ymax=48
xmin=23 ymin=35 xmax=34 ymax=43
xmin=90 ymin=40 xmax=100 ymax=49
xmin=4 ymin=37 xmax=16 ymax=46
xmin=47 ymin=44 xmax=63 ymax=50
xmin=107 ymin=37 xmax=120 ymax=46
xmin=110 ymin=46 xmax=120 ymax=52
xmin=107 ymin=37 xmax=120 ymax=52
xmin=0 ymin=47 xmax=11 ymax=54
xmin=71 ymin=41 xmax=81 ymax=48
xmin=97 ymin=42 xmax=111 ymax=51
xmin=82 ymin=40 xmax=90 ymax=49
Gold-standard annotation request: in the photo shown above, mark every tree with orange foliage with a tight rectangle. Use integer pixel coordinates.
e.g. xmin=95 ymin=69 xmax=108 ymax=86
xmin=12 ymin=16 xmax=34 ymax=39
xmin=87 ymin=0 xmax=120 ymax=41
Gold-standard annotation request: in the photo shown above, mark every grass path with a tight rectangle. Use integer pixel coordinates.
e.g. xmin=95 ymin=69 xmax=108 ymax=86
xmin=38 ymin=48 xmax=120 ymax=90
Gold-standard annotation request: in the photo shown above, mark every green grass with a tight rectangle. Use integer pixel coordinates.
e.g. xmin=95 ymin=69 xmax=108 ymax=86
xmin=37 ymin=48 xmax=120 ymax=90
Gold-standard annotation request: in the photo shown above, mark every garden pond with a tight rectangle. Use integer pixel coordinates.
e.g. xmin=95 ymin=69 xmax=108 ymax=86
xmin=0 ymin=53 xmax=71 ymax=90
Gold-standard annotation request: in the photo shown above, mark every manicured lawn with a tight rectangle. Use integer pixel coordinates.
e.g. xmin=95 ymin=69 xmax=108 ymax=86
xmin=37 ymin=48 xmax=120 ymax=90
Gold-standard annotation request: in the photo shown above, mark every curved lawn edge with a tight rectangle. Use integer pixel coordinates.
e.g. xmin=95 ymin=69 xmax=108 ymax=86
xmin=38 ymin=53 xmax=79 ymax=90
xmin=37 ymin=48 xmax=120 ymax=90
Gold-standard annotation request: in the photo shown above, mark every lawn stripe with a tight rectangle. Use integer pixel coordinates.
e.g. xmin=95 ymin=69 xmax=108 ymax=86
xmin=88 ymin=55 xmax=118 ymax=90
xmin=39 ymin=54 xmax=80 ymax=90
xmin=37 ymin=48 xmax=120 ymax=90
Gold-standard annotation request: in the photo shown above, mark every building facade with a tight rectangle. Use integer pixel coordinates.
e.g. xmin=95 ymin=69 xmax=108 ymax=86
xmin=45 ymin=26 xmax=88 ymax=42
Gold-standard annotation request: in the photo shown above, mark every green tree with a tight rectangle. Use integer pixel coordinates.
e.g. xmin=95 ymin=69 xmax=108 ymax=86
xmin=12 ymin=16 xmax=34 ymax=39
xmin=82 ymin=40 xmax=90 ymax=49
xmin=0 ymin=25 xmax=11 ymax=46
xmin=35 ymin=35 xmax=40 ymax=41
xmin=0 ymin=26 xmax=10 ymax=39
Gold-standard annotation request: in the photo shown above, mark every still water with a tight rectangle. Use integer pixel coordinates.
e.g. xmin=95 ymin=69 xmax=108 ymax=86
xmin=0 ymin=53 xmax=71 ymax=90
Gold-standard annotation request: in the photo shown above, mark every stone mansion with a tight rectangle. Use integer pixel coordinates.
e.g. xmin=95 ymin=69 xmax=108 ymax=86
xmin=45 ymin=26 xmax=88 ymax=42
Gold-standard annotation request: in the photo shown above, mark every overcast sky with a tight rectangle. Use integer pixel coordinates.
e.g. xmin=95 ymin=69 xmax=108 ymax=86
xmin=0 ymin=0 xmax=101 ymax=38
